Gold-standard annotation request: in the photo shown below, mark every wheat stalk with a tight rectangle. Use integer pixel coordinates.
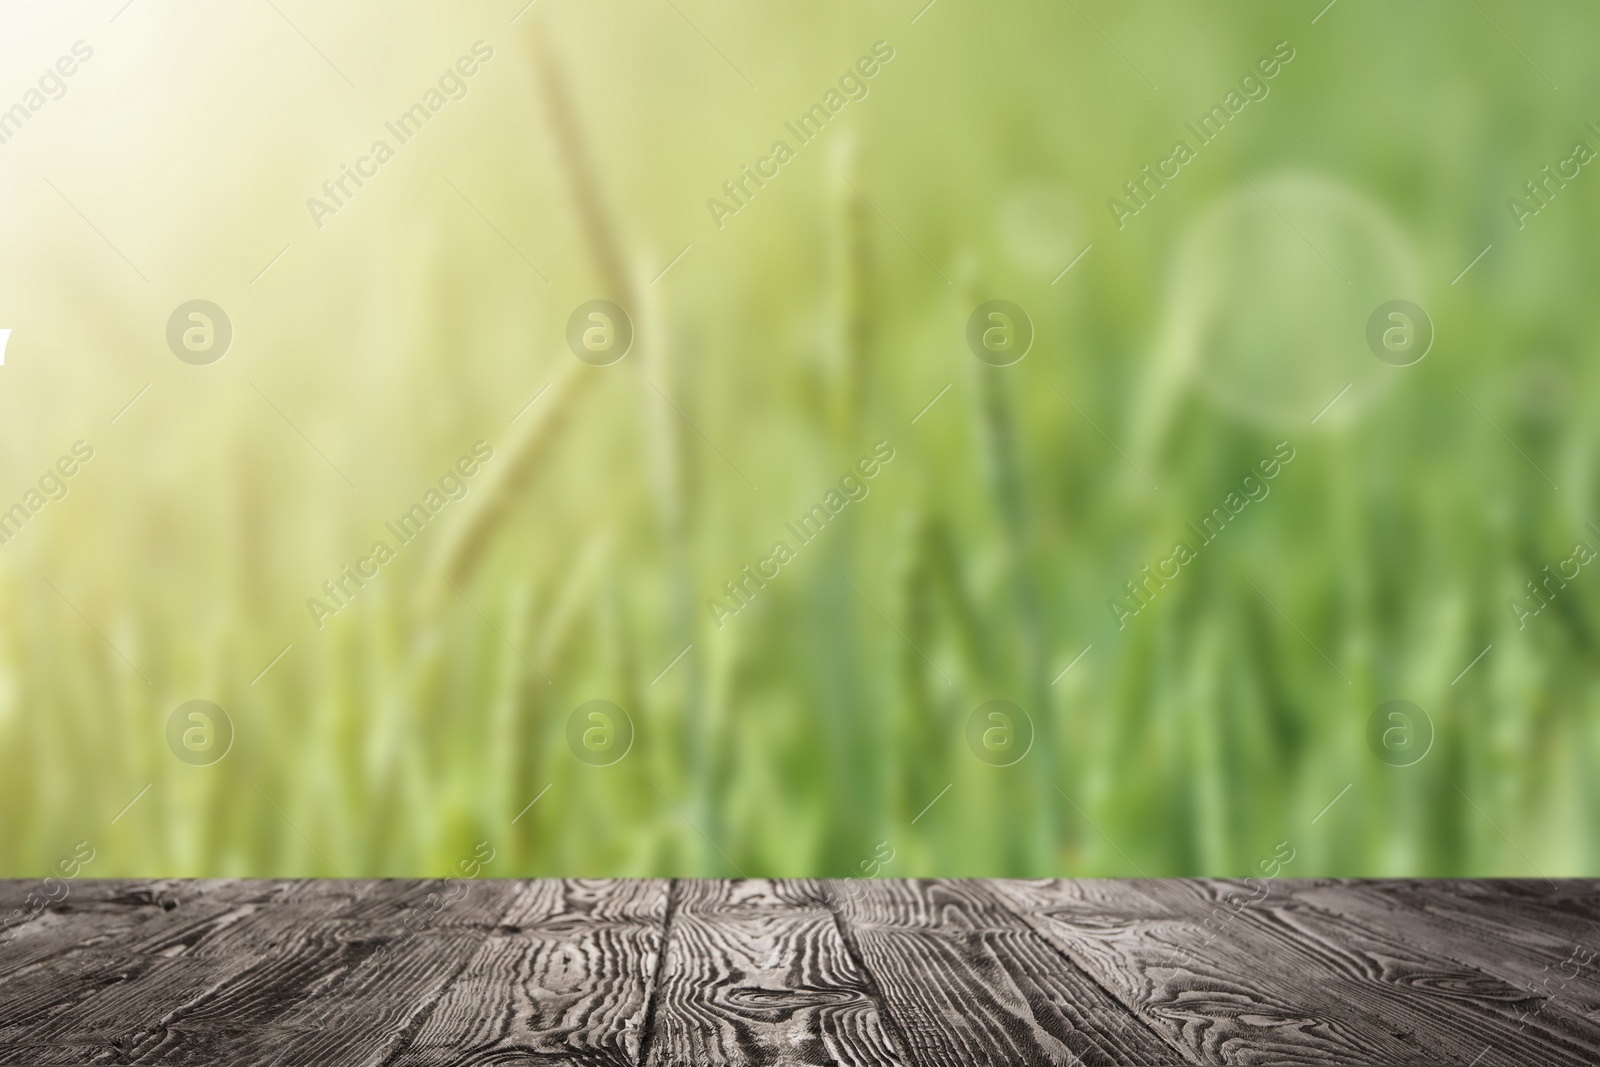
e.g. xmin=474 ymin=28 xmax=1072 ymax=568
xmin=962 ymin=265 xmax=1061 ymax=871
xmin=425 ymin=19 xmax=639 ymax=610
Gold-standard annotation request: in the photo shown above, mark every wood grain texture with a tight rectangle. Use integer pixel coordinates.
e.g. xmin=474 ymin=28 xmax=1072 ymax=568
xmin=0 ymin=879 xmax=524 ymax=1066
xmin=992 ymin=878 xmax=1453 ymax=1065
xmin=645 ymin=879 xmax=905 ymax=1067
xmin=993 ymin=878 xmax=1600 ymax=1066
xmin=391 ymin=879 xmax=668 ymax=1067
xmin=0 ymin=879 xmax=293 ymax=1063
xmin=835 ymin=879 xmax=1182 ymax=1066
xmin=1285 ymin=881 xmax=1600 ymax=1063
xmin=2 ymin=879 xmax=1597 ymax=1066
xmin=1266 ymin=884 xmax=1600 ymax=1065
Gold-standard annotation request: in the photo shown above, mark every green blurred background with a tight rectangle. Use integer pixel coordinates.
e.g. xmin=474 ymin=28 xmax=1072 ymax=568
xmin=0 ymin=0 xmax=1596 ymax=879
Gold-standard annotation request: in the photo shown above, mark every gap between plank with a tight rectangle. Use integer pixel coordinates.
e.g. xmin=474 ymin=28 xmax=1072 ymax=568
xmin=635 ymin=877 xmax=681 ymax=1067
xmin=819 ymin=882 xmax=921 ymax=1067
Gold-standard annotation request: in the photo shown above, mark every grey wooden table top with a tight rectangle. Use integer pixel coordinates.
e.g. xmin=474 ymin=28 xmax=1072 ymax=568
xmin=0 ymin=878 xmax=1596 ymax=1065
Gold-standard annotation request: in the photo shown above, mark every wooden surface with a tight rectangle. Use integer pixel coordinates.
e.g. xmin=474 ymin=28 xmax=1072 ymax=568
xmin=1 ymin=880 xmax=1597 ymax=1065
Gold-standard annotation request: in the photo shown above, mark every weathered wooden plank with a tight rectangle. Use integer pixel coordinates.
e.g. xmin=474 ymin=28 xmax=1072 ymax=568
xmin=0 ymin=875 xmax=143 ymax=945
xmin=0 ymin=879 xmax=296 ymax=1056
xmin=0 ymin=881 xmax=351 ymax=1062
xmin=995 ymin=878 xmax=1600 ymax=1065
xmin=389 ymin=878 xmax=668 ymax=1066
xmin=0 ymin=879 xmax=283 ymax=979
xmin=5 ymin=878 xmax=1599 ymax=1066
xmin=994 ymin=878 xmax=1444 ymax=1064
xmin=643 ymin=879 xmax=907 ymax=1067
xmin=1287 ymin=881 xmax=1600 ymax=1058
xmin=1233 ymin=882 xmax=1600 ymax=1064
xmin=836 ymin=879 xmax=1183 ymax=1066
xmin=118 ymin=878 xmax=526 ymax=1066
xmin=1373 ymin=880 xmax=1600 ymax=951
xmin=0 ymin=879 xmax=520 ymax=1066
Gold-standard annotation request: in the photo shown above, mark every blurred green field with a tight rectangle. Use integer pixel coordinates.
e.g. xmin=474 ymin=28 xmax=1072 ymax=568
xmin=0 ymin=0 xmax=1598 ymax=879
